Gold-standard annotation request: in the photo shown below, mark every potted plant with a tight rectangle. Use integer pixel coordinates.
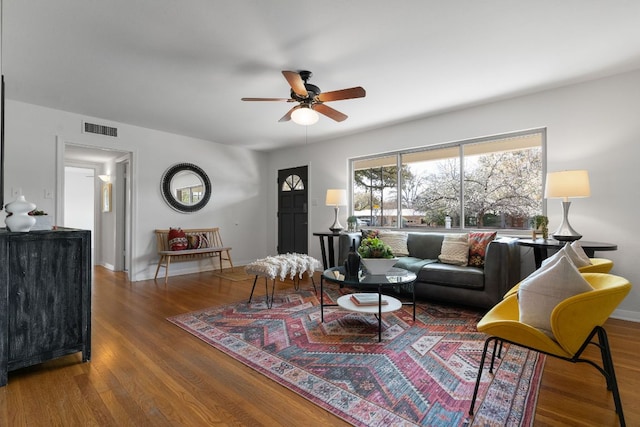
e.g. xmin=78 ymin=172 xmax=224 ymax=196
xmin=346 ymin=215 xmax=358 ymax=232
xmin=357 ymin=236 xmax=397 ymax=274
xmin=29 ymin=208 xmax=53 ymax=231
xmin=531 ymin=215 xmax=549 ymax=239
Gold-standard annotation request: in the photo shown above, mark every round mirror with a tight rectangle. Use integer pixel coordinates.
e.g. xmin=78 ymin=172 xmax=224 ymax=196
xmin=160 ymin=163 xmax=211 ymax=213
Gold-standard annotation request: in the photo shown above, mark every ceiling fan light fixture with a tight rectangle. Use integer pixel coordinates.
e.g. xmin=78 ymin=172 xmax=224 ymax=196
xmin=291 ymin=106 xmax=319 ymax=125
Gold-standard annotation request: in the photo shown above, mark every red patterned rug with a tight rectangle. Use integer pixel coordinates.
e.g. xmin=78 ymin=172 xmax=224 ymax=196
xmin=168 ymin=288 xmax=544 ymax=426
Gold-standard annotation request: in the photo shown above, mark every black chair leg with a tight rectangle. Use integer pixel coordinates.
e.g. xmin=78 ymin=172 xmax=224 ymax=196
xmin=469 ymin=336 xmax=496 ymax=416
xmin=597 ymin=327 xmax=626 ymax=427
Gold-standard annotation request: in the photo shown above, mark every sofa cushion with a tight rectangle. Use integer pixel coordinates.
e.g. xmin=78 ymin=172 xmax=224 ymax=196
xmin=419 ymin=263 xmax=484 ymax=290
xmin=438 ymin=233 xmax=469 ymax=266
xmin=394 ymin=257 xmax=437 ymax=274
xmin=468 ymin=231 xmax=497 ymax=267
xmin=377 ymin=231 xmax=409 ymax=256
xmin=407 ymin=233 xmax=444 ymax=260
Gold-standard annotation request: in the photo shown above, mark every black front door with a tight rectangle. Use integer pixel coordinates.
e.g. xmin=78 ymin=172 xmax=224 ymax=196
xmin=278 ymin=166 xmax=308 ymax=254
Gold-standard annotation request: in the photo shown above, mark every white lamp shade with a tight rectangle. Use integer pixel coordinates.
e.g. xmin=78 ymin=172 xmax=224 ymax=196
xmin=545 ymin=170 xmax=591 ymax=199
xmin=291 ymin=106 xmax=319 ymax=125
xmin=325 ymin=189 xmax=347 ymax=206
xmin=98 ymin=174 xmax=111 ymax=182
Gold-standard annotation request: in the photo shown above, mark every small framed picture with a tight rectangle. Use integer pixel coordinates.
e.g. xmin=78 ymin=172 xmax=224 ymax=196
xmin=102 ymin=183 xmax=112 ymax=212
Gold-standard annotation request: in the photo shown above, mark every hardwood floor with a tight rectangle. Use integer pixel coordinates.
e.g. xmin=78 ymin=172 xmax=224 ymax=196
xmin=0 ymin=266 xmax=638 ymax=426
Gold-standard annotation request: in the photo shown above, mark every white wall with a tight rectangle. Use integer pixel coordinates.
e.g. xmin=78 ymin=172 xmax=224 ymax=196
xmin=267 ymin=69 xmax=640 ymax=321
xmin=64 ymin=166 xmax=95 ymax=251
xmin=3 ymin=100 xmax=270 ymax=281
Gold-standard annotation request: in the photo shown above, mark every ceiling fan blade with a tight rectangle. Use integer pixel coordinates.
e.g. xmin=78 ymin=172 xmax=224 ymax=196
xmin=314 ymin=104 xmax=348 ymax=122
xmin=282 ymin=71 xmax=308 ymax=97
xmin=278 ymin=105 xmax=299 ymax=122
xmin=241 ymin=97 xmax=292 ymax=102
xmin=317 ymin=86 xmax=366 ymax=102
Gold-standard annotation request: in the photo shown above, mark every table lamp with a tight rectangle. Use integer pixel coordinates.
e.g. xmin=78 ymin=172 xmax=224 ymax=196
xmin=544 ymin=170 xmax=590 ymax=241
xmin=325 ymin=189 xmax=347 ymax=233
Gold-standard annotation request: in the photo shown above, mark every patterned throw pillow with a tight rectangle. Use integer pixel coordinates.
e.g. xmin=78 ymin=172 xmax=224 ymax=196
xmin=168 ymin=227 xmax=188 ymax=251
xmin=186 ymin=233 xmax=211 ymax=249
xmin=186 ymin=234 xmax=201 ymax=249
xmin=361 ymin=229 xmax=379 ymax=239
xmin=198 ymin=233 xmax=210 ymax=248
xmin=468 ymin=231 xmax=497 ymax=267
xmin=438 ymin=233 xmax=470 ymax=266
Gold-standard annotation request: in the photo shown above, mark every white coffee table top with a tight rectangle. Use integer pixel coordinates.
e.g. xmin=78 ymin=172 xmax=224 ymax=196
xmin=336 ymin=293 xmax=402 ymax=314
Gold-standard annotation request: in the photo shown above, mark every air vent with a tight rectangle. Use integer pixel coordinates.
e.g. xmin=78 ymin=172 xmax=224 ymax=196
xmin=83 ymin=121 xmax=118 ymax=137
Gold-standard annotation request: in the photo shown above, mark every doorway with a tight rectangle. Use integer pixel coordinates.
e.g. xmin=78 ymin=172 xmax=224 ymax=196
xmin=60 ymin=142 xmax=133 ymax=275
xmin=277 ymin=166 xmax=308 ymax=254
xmin=64 ymin=166 xmax=96 ymax=258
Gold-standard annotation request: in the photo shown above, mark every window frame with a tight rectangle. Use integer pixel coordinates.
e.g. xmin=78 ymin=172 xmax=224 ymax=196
xmin=349 ymin=128 xmax=547 ymax=232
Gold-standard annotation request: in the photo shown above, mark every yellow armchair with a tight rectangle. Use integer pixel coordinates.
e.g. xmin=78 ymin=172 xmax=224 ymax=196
xmin=578 ymin=257 xmax=614 ymax=274
xmin=470 ymin=273 xmax=631 ymax=425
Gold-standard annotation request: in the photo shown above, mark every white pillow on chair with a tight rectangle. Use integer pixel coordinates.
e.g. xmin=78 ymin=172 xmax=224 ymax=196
xmin=570 ymin=241 xmax=593 ymax=265
xmin=541 ymin=243 xmax=590 ymax=269
xmin=518 ymin=255 xmax=594 ymax=337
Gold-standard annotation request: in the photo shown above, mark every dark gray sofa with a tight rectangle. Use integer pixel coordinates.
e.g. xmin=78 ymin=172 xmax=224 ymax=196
xmin=337 ymin=231 xmax=521 ymax=310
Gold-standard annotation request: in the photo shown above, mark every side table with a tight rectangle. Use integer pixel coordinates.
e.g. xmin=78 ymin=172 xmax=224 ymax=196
xmin=517 ymin=239 xmax=617 ymax=269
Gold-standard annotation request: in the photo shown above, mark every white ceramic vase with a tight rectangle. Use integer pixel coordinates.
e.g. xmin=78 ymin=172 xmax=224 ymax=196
xmin=5 ymin=195 xmax=37 ymax=232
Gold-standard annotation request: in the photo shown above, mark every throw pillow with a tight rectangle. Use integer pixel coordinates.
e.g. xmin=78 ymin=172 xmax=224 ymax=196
xmin=541 ymin=243 xmax=590 ymax=269
xmin=518 ymin=255 xmax=594 ymax=337
xmin=187 ymin=233 xmax=211 ymax=249
xmin=361 ymin=229 xmax=379 ymax=239
xmin=168 ymin=227 xmax=188 ymax=251
xmin=198 ymin=233 xmax=211 ymax=248
xmin=186 ymin=234 xmax=200 ymax=249
xmin=438 ymin=233 xmax=469 ymax=266
xmin=377 ymin=231 xmax=409 ymax=256
xmin=570 ymin=241 xmax=592 ymax=266
xmin=468 ymin=231 xmax=497 ymax=267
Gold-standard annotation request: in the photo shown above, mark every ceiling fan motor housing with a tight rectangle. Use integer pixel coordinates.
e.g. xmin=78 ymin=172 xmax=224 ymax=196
xmin=291 ymin=83 xmax=321 ymax=102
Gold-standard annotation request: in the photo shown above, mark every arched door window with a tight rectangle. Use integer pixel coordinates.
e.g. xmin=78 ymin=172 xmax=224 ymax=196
xmin=282 ymin=174 xmax=305 ymax=191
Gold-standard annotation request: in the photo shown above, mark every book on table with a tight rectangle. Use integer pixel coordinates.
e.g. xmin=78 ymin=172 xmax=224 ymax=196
xmin=350 ymin=293 xmax=388 ymax=306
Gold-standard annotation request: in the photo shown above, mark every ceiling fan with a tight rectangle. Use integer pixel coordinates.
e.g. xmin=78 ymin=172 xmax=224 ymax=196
xmin=241 ymin=70 xmax=366 ymax=124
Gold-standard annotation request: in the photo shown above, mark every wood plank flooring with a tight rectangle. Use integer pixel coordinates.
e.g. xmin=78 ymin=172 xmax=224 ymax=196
xmin=0 ymin=266 xmax=638 ymax=426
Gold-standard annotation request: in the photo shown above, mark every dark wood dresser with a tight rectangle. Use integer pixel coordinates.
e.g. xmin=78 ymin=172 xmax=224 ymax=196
xmin=0 ymin=228 xmax=91 ymax=386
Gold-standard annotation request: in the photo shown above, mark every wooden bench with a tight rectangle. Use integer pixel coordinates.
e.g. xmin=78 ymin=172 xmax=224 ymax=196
xmin=154 ymin=228 xmax=233 ymax=284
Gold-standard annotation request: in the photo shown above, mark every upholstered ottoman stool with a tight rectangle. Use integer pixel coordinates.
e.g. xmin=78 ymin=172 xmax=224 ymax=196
xmin=245 ymin=253 xmax=321 ymax=308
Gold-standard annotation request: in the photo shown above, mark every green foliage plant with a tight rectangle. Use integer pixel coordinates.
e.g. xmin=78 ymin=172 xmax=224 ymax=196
xmin=357 ymin=237 xmax=395 ymax=259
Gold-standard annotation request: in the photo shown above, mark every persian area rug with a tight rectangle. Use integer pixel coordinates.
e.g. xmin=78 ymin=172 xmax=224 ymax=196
xmin=168 ymin=288 xmax=544 ymax=426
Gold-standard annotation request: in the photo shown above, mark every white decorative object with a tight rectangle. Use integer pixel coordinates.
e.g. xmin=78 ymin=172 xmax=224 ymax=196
xmin=245 ymin=253 xmax=321 ymax=281
xmin=5 ymin=195 xmax=37 ymax=232
xmin=361 ymin=258 xmax=398 ymax=275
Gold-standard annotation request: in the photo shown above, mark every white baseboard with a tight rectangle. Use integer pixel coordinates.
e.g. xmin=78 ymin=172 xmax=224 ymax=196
xmin=102 ymin=262 xmax=115 ymax=271
xmin=611 ymin=308 xmax=640 ymax=323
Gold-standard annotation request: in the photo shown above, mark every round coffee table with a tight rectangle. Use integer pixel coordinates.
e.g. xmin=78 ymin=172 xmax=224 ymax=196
xmin=321 ymin=266 xmax=417 ymax=341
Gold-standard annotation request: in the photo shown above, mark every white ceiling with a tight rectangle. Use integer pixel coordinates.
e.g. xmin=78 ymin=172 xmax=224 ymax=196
xmin=4 ymin=1 xmax=640 ymax=151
